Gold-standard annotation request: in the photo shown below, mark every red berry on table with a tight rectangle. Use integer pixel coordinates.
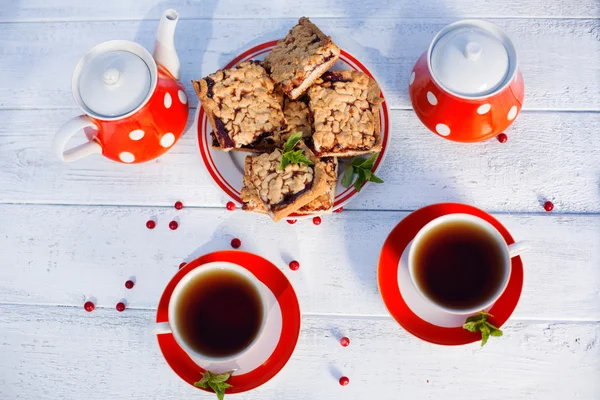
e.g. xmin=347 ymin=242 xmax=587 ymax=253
xmin=84 ymin=301 xmax=95 ymax=312
xmin=289 ymin=260 xmax=300 ymax=271
xmin=226 ymin=201 xmax=236 ymax=211
xmin=313 ymin=216 xmax=322 ymax=225
xmin=116 ymin=302 xmax=126 ymax=312
xmin=339 ymin=376 xmax=350 ymax=386
xmin=544 ymin=201 xmax=554 ymax=212
xmin=334 ymin=207 xmax=343 ymax=213
xmin=231 ymin=238 xmax=241 ymax=249
xmin=287 ymin=219 xmax=297 ymax=225
xmin=169 ymin=220 xmax=179 ymax=230
xmin=146 ymin=220 xmax=156 ymax=229
xmin=174 ymin=201 xmax=183 ymax=210
xmin=497 ymin=133 xmax=508 ymax=143
xmin=340 ymin=337 xmax=350 ymax=347
xmin=125 ymin=280 xmax=134 ymax=289
xmin=179 ymin=262 xmax=187 ymax=269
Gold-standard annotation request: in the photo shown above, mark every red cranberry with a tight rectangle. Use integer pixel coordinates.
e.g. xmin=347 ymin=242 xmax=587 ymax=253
xmin=179 ymin=262 xmax=187 ymax=269
xmin=339 ymin=376 xmax=350 ymax=386
xmin=334 ymin=207 xmax=343 ymax=213
xmin=544 ymin=201 xmax=554 ymax=212
xmin=231 ymin=238 xmax=241 ymax=249
xmin=174 ymin=201 xmax=183 ymax=210
xmin=169 ymin=220 xmax=179 ymax=230
xmin=497 ymin=133 xmax=508 ymax=143
xmin=84 ymin=301 xmax=95 ymax=312
xmin=146 ymin=220 xmax=156 ymax=229
xmin=340 ymin=337 xmax=350 ymax=347
xmin=125 ymin=280 xmax=134 ymax=289
xmin=116 ymin=302 xmax=126 ymax=312
xmin=313 ymin=216 xmax=322 ymax=225
xmin=287 ymin=219 xmax=297 ymax=225
xmin=226 ymin=201 xmax=236 ymax=211
xmin=289 ymin=260 xmax=300 ymax=271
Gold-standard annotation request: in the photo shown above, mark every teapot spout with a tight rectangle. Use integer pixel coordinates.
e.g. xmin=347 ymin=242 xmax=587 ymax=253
xmin=153 ymin=9 xmax=181 ymax=79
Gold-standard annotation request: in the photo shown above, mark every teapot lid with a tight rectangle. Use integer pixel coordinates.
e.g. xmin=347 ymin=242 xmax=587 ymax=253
xmin=73 ymin=40 xmax=157 ymax=119
xmin=428 ymin=20 xmax=517 ymax=98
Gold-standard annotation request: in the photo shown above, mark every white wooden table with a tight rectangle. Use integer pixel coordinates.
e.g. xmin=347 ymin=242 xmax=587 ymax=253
xmin=1 ymin=1 xmax=599 ymax=399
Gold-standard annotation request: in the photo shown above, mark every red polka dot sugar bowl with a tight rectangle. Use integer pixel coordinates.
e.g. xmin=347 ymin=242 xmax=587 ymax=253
xmin=52 ymin=9 xmax=189 ymax=164
xmin=409 ymin=20 xmax=524 ymax=142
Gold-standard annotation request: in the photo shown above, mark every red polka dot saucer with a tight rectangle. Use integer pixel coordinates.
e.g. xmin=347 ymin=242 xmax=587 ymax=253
xmin=156 ymin=251 xmax=301 ymax=394
xmin=378 ymin=203 xmax=524 ymax=345
xmin=409 ymin=20 xmax=525 ymax=142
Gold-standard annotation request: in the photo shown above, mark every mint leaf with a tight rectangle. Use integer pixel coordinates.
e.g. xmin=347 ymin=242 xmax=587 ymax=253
xmin=279 ymin=133 xmax=313 ymax=170
xmin=341 ymin=164 xmax=355 ymax=187
xmin=462 ymin=321 xmax=480 ymax=332
xmin=369 ymin=173 xmax=384 ymax=184
xmin=283 ymin=131 xmax=303 ymax=153
xmin=342 ymin=154 xmax=384 ymax=192
xmin=480 ymin=325 xmax=490 ymax=347
xmin=194 ymin=370 xmax=234 ymax=400
xmin=285 ymin=150 xmax=314 ymax=166
xmin=462 ymin=312 xmax=503 ymax=347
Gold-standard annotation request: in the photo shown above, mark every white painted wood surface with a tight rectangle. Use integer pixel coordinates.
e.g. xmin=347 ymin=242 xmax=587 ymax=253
xmin=0 ymin=1 xmax=599 ymax=399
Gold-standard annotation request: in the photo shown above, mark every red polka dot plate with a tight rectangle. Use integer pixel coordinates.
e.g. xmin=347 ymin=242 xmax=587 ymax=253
xmin=156 ymin=251 xmax=301 ymax=393
xmin=196 ymin=41 xmax=390 ymax=220
xmin=378 ymin=203 xmax=524 ymax=345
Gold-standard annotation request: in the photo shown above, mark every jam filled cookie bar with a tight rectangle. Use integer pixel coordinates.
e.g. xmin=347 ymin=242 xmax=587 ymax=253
xmin=264 ymin=17 xmax=340 ymax=100
xmin=243 ymin=141 xmax=330 ymax=221
xmin=241 ymin=156 xmax=338 ymax=215
xmin=192 ymin=61 xmax=287 ymax=151
xmin=308 ymin=70 xmax=384 ymax=157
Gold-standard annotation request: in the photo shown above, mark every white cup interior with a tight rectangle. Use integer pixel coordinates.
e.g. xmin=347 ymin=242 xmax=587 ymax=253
xmin=167 ymin=262 xmax=268 ymax=362
xmin=407 ymin=214 xmax=512 ymax=314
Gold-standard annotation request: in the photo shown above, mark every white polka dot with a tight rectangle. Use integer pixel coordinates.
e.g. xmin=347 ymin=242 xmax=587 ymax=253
xmin=435 ymin=123 xmax=451 ymax=136
xmin=507 ymin=106 xmax=518 ymax=121
xmin=119 ymin=152 xmax=135 ymax=163
xmin=178 ymin=90 xmax=187 ymax=104
xmin=427 ymin=91 xmax=438 ymax=106
xmin=160 ymin=133 xmax=175 ymax=148
xmin=409 ymin=71 xmax=415 ymax=85
xmin=128 ymin=129 xmax=145 ymax=140
xmin=477 ymin=104 xmax=491 ymax=115
xmin=164 ymin=92 xmax=172 ymax=109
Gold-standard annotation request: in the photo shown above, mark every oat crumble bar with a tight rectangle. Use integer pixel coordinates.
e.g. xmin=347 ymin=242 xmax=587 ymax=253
xmin=241 ymin=156 xmax=337 ymax=215
xmin=192 ymin=61 xmax=287 ymax=151
xmin=308 ymin=70 xmax=384 ymax=157
xmin=243 ymin=142 xmax=329 ymax=221
xmin=264 ymin=17 xmax=340 ymax=100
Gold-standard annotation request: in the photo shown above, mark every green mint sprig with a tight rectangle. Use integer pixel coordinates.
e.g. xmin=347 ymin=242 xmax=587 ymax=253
xmin=341 ymin=153 xmax=384 ymax=192
xmin=194 ymin=370 xmax=233 ymax=400
xmin=279 ymin=132 xmax=314 ymax=170
xmin=462 ymin=312 xmax=503 ymax=347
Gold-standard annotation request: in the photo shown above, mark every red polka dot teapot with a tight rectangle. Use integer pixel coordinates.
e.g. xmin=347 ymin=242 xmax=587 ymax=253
xmin=409 ymin=20 xmax=524 ymax=142
xmin=53 ymin=9 xmax=189 ymax=163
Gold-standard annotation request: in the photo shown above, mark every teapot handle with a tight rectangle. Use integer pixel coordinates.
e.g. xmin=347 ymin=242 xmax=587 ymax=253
xmin=53 ymin=115 xmax=103 ymax=162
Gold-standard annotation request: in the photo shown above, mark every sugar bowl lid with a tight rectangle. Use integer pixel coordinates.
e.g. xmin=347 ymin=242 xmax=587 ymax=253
xmin=428 ymin=20 xmax=518 ymax=98
xmin=72 ymin=40 xmax=157 ymax=120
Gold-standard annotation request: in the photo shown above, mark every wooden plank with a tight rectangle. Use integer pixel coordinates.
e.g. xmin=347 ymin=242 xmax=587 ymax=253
xmin=0 ymin=305 xmax=598 ymax=400
xmin=1 ymin=109 xmax=599 ymax=213
xmin=1 ymin=0 xmax=599 ymax=21
xmin=0 ymin=18 xmax=599 ymax=110
xmin=1 ymin=205 xmax=598 ymax=320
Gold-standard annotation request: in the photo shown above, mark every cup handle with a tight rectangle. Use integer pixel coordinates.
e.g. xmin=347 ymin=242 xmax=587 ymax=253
xmin=53 ymin=115 xmax=103 ymax=162
xmin=154 ymin=322 xmax=172 ymax=335
xmin=508 ymin=240 xmax=530 ymax=258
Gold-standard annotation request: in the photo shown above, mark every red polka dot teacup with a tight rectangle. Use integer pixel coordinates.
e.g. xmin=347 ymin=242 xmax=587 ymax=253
xmin=409 ymin=20 xmax=524 ymax=142
xmin=53 ymin=10 xmax=189 ymax=164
